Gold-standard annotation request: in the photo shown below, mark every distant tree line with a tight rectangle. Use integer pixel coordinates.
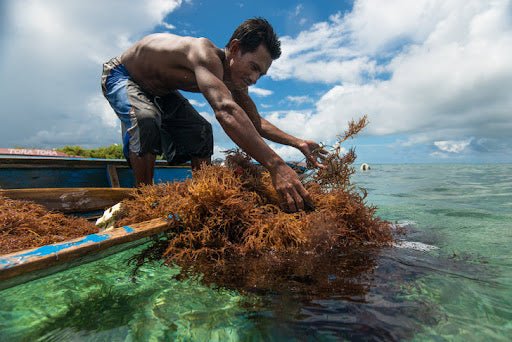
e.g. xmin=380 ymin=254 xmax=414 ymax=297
xmin=57 ymin=144 xmax=166 ymax=160
xmin=57 ymin=144 xmax=124 ymax=159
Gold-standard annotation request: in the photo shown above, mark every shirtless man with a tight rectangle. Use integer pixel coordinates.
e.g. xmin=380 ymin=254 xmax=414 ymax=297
xmin=101 ymin=18 xmax=325 ymax=212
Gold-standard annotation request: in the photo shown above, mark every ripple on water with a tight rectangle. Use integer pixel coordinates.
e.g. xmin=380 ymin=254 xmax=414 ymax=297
xmin=390 ymin=193 xmax=414 ymax=198
xmin=426 ymin=208 xmax=495 ymax=219
xmin=444 ymin=211 xmax=494 ymax=219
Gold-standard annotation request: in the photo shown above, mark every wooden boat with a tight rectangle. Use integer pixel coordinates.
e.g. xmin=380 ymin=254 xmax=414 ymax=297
xmin=0 ymin=154 xmax=306 ymax=290
xmin=0 ymin=186 xmax=180 ymax=290
xmin=0 ymin=154 xmax=192 ymax=290
xmin=0 ymin=217 xmax=169 ymax=290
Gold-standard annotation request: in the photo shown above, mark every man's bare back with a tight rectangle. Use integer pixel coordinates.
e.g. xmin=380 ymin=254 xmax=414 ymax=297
xmin=121 ymin=34 xmax=224 ymax=96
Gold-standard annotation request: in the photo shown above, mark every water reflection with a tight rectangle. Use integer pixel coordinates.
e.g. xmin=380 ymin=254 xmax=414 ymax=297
xmin=176 ymin=225 xmax=496 ymax=341
xmin=0 ymin=228 xmax=499 ymax=341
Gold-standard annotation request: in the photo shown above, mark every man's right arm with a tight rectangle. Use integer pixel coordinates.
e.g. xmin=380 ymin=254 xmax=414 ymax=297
xmin=191 ymin=49 xmax=312 ymax=212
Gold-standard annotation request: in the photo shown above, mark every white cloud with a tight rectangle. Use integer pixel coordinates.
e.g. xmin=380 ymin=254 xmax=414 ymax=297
xmin=161 ymin=21 xmax=176 ymax=30
xmin=213 ymin=144 xmax=227 ymax=160
xmin=1 ymin=0 xmax=511 ymax=163
xmin=263 ymin=110 xmax=317 ymax=140
xmin=198 ymin=111 xmax=216 ymax=124
xmin=429 ymin=151 xmax=450 ymax=159
xmin=270 ymin=12 xmax=373 ymax=83
xmin=248 ymin=86 xmax=274 ymax=97
xmin=188 ymin=99 xmax=207 ymax=107
xmin=147 ymin=0 xmax=182 ymax=21
xmin=343 ymin=0 xmax=445 ymax=54
xmin=0 ymin=0 xmax=183 ymax=148
xmin=268 ymin=144 xmax=304 ymax=162
xmin=273 ymin=55 xmax=377 ymax=83
xmin=295 ymin=4 xmax=304 ymax=16
xmin=434 ymin=139 xmax=472 ymax=153
xmin=285 ymin=95 xmax=314 ymax=105
xmin=268 ymin=0 xmax=512 ymax=158
xmin=87 ymin=95 xmax=119 ymax=129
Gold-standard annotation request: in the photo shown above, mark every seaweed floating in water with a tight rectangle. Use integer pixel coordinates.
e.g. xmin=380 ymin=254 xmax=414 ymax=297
xmin=0 ymin=196 xmax=98 ymax=255
xmin=119 ymin=116 xmax=393 ymax=293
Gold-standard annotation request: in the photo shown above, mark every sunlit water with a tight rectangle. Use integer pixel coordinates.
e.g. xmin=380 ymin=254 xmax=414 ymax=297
xmin=1 ymin=164 xmax=511 ymax=341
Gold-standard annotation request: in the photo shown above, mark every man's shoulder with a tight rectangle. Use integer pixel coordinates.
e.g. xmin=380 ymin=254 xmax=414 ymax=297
xmin=192 ymin=36 xmax=216 ymax=47
xmin=188 ymin=37 xmax=224 ymax=67
xmin=190 ymin=37 xmax=221 ymax=55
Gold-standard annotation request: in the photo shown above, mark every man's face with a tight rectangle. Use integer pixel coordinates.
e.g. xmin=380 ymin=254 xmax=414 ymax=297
xmin=228 ymin=42 xmax=272 ymax=90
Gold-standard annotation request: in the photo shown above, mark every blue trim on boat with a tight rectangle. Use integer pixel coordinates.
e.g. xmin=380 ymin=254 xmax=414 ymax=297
xmin=0 ymin=233 xmax=111 ymax=268
xmin=123 ymin=226 xmax=134 ymax=233
xmin=0 ymin=217 xmax=170 ymax=290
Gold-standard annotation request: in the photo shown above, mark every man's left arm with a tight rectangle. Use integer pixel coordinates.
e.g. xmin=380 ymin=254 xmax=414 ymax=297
xmin=232 ymin=89 xmax=326 ymax=168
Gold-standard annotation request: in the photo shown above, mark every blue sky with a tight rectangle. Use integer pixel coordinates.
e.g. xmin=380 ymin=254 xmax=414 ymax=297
xmin=1 ymin=0 xmax=511 ymax=163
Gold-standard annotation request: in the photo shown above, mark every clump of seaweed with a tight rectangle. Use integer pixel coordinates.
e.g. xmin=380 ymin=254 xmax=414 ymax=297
xmin=0 ymin=196 xmax=99 ymax=255
xmin=312 ymin=115 xmax=369 ymax=190
xmin=119 ymin=116 xmax=394 ymax=293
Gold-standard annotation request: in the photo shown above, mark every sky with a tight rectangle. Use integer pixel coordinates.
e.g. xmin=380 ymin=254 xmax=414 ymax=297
xmin=1 ymin=0 xmax=511 ymax=163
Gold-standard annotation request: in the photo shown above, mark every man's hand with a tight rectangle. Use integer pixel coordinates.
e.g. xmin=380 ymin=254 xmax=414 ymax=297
xmin=270 ymin=163 xmax=314 ymax=212
xmin=298 ymin=140 xmax=328 ymax=169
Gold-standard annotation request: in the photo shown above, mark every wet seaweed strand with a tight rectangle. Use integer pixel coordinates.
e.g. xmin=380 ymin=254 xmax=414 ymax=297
xmin=0 ymin=196 xmax=98 ymax=255
xmin=117 ymin=116 xmax=393 ymax=273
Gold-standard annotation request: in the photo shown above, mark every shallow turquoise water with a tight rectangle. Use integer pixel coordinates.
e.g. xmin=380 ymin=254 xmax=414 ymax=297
xmin=1 ymin=164 xmax=511 ymax=341
xmin=354 ymin=164 xmax=512 ymax=341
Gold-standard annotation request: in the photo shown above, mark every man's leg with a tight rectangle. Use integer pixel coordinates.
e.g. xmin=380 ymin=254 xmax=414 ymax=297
xmin=130 ymin=152 xmax=156 ymax=186
xmin=191 ymin=156 xmax=211 ymax=171
xmin=102 ymin=60 xmax=163 ymax=187
xmin=158 ymin=91 xmax=213 ymax=169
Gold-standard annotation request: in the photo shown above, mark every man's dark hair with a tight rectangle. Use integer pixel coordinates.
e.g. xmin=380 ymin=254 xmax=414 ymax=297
xmin=227 ymin=17 xmax=281 ymax=60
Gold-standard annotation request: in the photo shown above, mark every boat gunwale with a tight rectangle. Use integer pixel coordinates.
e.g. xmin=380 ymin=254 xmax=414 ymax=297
xmin=0 ymin=217 xmax=170 ymax=290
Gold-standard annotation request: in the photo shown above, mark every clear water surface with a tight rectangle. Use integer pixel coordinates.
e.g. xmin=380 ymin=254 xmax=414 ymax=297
xmin=1 ymin=164 xmax=511 ymax=341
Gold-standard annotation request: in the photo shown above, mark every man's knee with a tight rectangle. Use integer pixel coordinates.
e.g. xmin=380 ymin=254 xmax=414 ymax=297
xmin=133 ymin=114 xmax=162 ymax=156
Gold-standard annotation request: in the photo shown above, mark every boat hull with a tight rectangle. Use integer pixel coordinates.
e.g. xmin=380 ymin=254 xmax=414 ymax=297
xmin=0 ymin=156 xmax=191 ymax=189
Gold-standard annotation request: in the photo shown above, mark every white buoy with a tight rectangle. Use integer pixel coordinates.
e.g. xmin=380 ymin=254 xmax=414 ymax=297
xmin=360 ymin=163 xmax=370 ymax=171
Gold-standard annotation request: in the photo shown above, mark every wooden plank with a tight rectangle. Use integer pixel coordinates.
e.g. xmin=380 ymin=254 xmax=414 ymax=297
xmin=106 ymin=165 xmax=120 ymax=188
xmin=0 ymin=218 xmax=170 ymax=285
xmin=0 ymin=188 xmax=133 ymax=213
